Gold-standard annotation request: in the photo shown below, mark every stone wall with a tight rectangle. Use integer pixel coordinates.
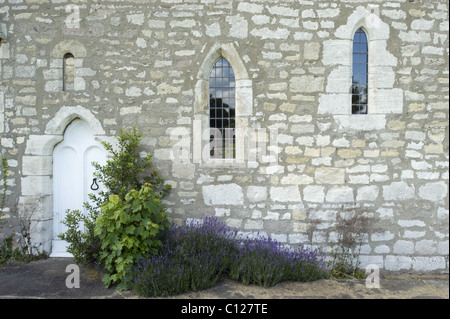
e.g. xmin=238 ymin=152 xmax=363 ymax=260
xmin=0 ymin=0 xmax=448 ymax=273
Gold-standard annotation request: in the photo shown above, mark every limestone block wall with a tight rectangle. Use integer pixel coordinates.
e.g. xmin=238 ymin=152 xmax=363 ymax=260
xmin=0 ymin=0 xmax=448 ymax=273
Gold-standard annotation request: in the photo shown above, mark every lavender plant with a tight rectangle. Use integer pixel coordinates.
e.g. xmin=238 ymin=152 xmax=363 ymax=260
xmin=127 ymin=217 xmax=329 ymax=297
xmin=229 ymin=233 xmax=328 ymax=288
xmin=127 ymin=216 xmax=237 ymax=296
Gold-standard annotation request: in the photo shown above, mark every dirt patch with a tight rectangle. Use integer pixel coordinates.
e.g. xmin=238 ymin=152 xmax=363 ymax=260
xmin=157 ymin=273 xmax=449 ymax=300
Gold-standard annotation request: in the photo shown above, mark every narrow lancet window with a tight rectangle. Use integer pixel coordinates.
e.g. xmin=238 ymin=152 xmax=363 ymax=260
xmin=352 ymin=28 xmax=368 ymax=114
xmin=63 ymin=52 xmax=75 ymax=91
xmin=209 ymin=58 xmax=236 ymax=159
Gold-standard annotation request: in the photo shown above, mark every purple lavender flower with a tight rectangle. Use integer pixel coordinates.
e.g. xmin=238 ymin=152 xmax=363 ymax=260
xmin=126 ymin=216 xmax=329 ymax=296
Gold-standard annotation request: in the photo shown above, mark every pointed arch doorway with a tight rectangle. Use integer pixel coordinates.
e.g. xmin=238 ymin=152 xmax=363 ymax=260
xmin=51 ymin=119 xmax=106 ymax=257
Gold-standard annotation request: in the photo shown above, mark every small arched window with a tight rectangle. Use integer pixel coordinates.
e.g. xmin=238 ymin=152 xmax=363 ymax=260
xmin=352 ymin=28 xmax=368 ymax=114
xmin=209 ymin=58 xmax=236 ymax=159
xmin=63 ymin=52 xmax=75 ymax=91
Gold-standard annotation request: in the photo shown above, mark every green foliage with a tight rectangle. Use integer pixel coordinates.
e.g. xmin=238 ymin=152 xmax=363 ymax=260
xmin=0 ymin=235 xmax=48 ymax=266
xmin=327 ymin=247 xmax=365 ymax=279
xmin=0 ymin=236 xmax=17 ymax=265
xmin=59 ymin=127 xmax=171 ymax=268
xmin=94 ymin=183 xmax=171 ymax=289
xmin=92 ymin=126 xmax=170 ymax=203
xmin=58 ymin=207 xmax=101 ymax=265
xmin=1 ymin=156 xmax=8 ymax=221
xmin=327 ymin=211 xmax=372 ymax=279
xmin=0 ymin=157 xmax=10 ymax=261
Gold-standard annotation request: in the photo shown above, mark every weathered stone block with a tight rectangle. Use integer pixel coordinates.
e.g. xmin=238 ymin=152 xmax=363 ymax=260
xmin=385 ymin=256 xmax=412 ymax=271
xmin=315 ymin=167 xmax=345 ymax=184
xmin=383 ymin=182 xmax=415 ymax=201
xmin=237 ymin=2 xmax=264 ymax=14
xmin=246 ymin=186 xmax=267 ymax=203
xmin=206 ymin=22 xmax=221 ymax=37
xmin=21 ymin=176 xmax=53 ymax=196
xmin=394 ymin=240 xmax=415 ymax=254
xmin=326 ymin=66 xmax=352 ymax=93
xmin=244 ymin=220 xmax=264 ymax=230
xmin=290 ymin=76 xmax=324 ymax=93
xmin=419 ymin=182 xmax=448 ymax=201
xmin=303 ymin=42 xmax=320 ymax=61
xmin=172 ymin=163 xmax=196 ymax=180
xmin=303 ymin=186 xmax=325 ymax=203
xmin=334 ymin=115 xmax=387 ymax=131
xmin=250 ymin=27 xmax=290 ymax=40
xmin=356 ymin=186 xmax=379 ymax=202
xmin=415 ymin=240 xmax=436 ymax=255
xmin=226 ymin=15 xmax=248 ymax=39
xmin=22 ymin=156 xmax=52 ymax=176
xmin=413 ymin=257 xmax=447 ymax=271
xmin=203 ymin=184 xmax=244 ymax=206
xmin=270 ymin=186 xmax=302 ymax=202
xmin=323 ymin=40 xmax=351 ymax=66
xmin=325 ymin=186 xmax=354 ymax=203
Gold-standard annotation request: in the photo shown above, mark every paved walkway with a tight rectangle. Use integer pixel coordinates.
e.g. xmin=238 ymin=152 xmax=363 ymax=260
xmin=0 ymin=257 xmax=448 ymax=299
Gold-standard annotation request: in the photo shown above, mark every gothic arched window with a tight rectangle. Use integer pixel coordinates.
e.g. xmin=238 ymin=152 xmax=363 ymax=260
xmin=209 ymin=58 xmax=236 ymax=159
xmin=352 ymin=28 xmax=368 ymax=114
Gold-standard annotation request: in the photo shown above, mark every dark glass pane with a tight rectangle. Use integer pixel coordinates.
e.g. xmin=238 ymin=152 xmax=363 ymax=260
xmin=209 ymin=57 xmax=236 ymax=158
xmin=360 ymin=94 xmax=367 ymax=104
xmin=352 ymin=105 xmax=362 ymax=114
xmin=359 ymin=104 xmax=367 ymax=114
xmin=352 ymin=28 xmax=368 ymax=115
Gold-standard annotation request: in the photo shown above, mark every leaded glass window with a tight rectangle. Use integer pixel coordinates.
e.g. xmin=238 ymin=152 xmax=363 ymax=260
xmin=352 ymin=28 xmax=368 ymax=114
xmin=209 ymin=58 xmax=236 ymax=159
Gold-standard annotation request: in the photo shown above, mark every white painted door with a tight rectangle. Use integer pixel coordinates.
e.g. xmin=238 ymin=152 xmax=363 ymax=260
xmin=51 ymin=119 xmax=106 ymax=257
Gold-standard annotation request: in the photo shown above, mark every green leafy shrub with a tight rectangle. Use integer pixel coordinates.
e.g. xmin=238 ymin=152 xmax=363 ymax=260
xmin=59 ymin=127 xmax=171 ymax=266
xmin=93 ymin=126 xmax=170 ymax=203
xmin=59 ymin=208 xmax=101 ymax=265
xmin=95 ymin=183 xmax=171 ymax=289
xmin=0 ymin=236 xmax=17 ymax=265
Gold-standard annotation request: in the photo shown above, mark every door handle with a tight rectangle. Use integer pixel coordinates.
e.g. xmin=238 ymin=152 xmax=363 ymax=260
xmin=90 ymin=178 xmax=99 ymax=191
